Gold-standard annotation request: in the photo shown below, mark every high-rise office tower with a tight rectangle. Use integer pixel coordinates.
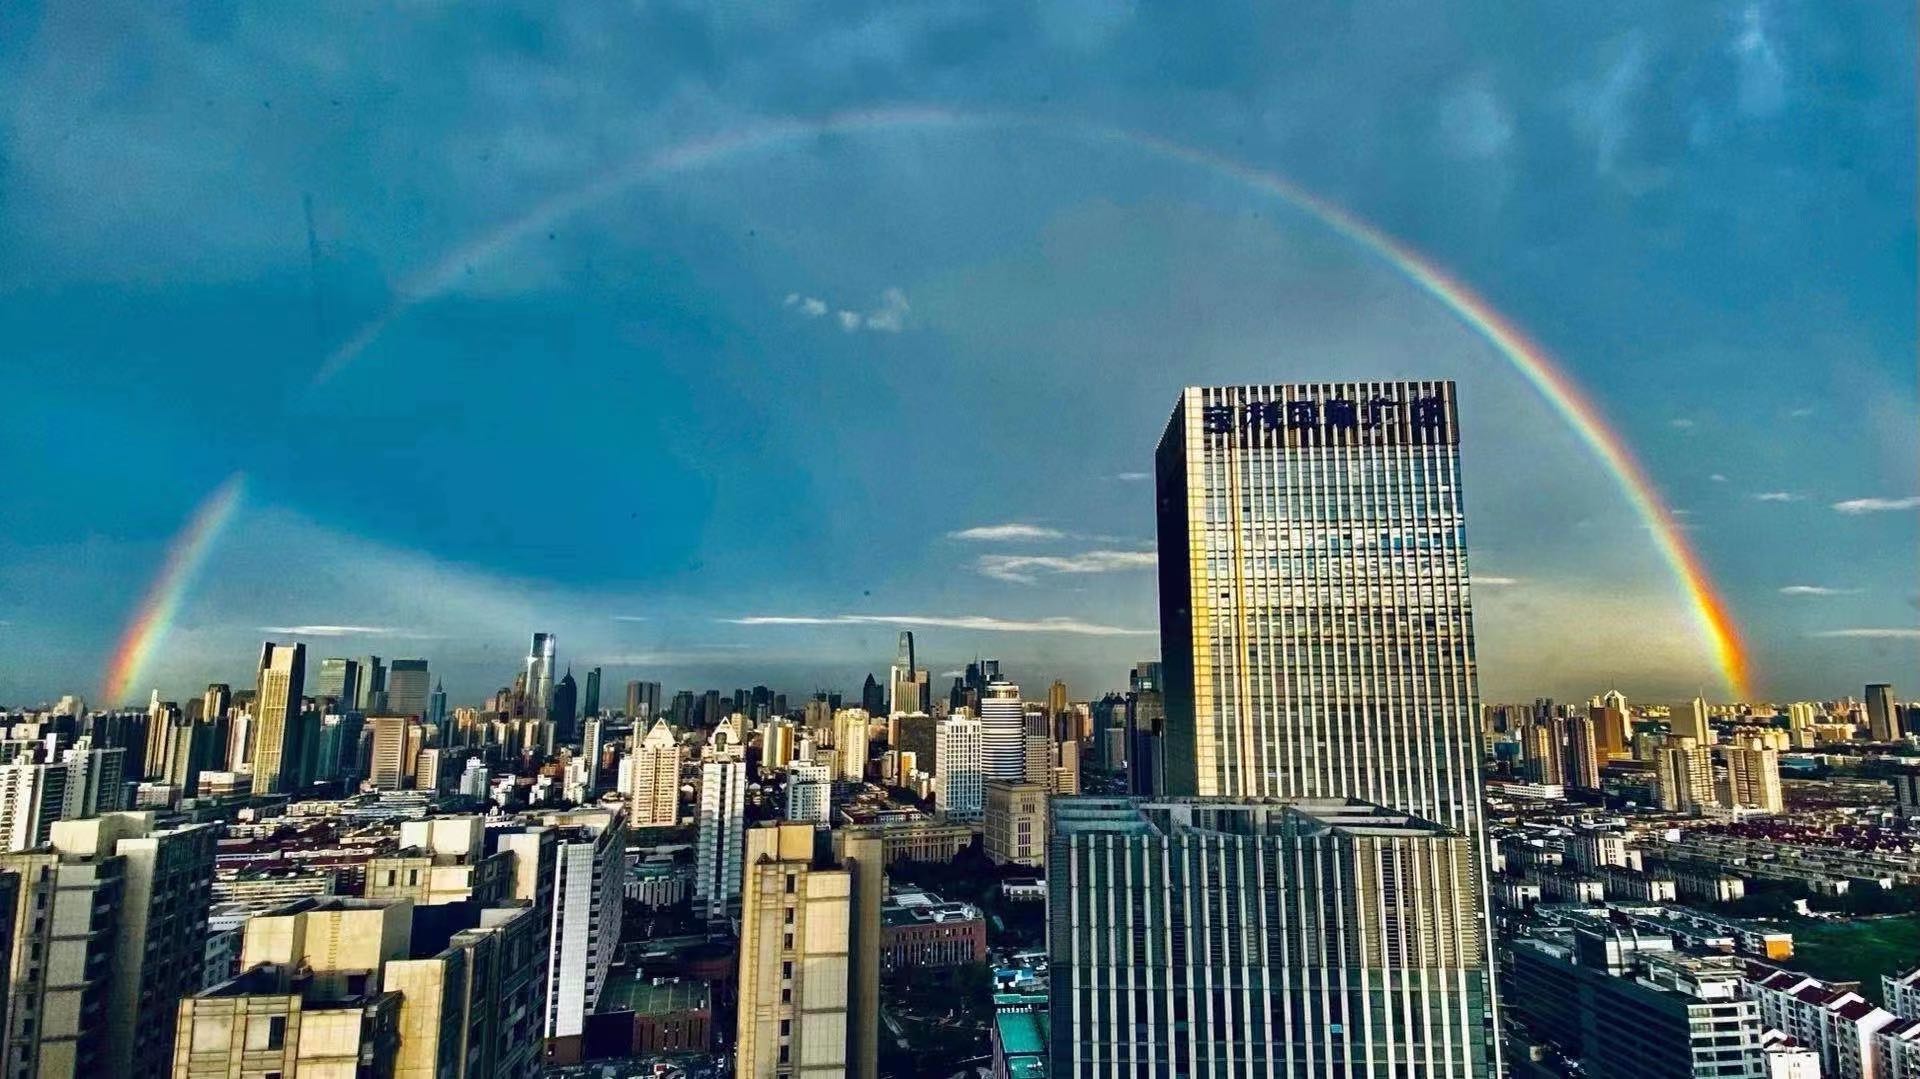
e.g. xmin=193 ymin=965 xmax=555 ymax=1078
xmin=315 ymin=657 xmax=361 ymax=706
xmin=1566 ymin=715 xmax=1603 ymax=792
xmin=935 ymin=716 xmax=984 ymax=819
xmin=201 ymin=682 xmax=232 ymax=725
xmin=1868 ymin=683 xmax=1899 ymax=741
xmin=861 ymin=674 xmax=886 ymax=716
xmin=368 ymin=715 xmax=419 ymax=791
xmin=1521 ymin=720 xmax=1566 ymax=786
xmin=979 ymin=681 xmax=1025 ymax=780
xmin=734 ymin=823 xmax=884 ymax=1079
xmin=1589 ymin=696 xmax=1630 ymax=758
xmin=1022 ymin=709 xmax=1052 ymax=785
xmin=552 ymin=668 xmax=579 ymax=743
xmin=525 ymin=633 xmax=556 ymax=718
xmin=694 ymin=759 xmax=747 ymax=919
xmin=833 ymin=709 xmax=870 ymax=783
xmin=1151 ymin=382 xmax=1498 ymax=1072
xmin=1154 ymin=384 xmax=1485 ymax=827
xmin=628 ymin=720 xmax=682 ymax=828
xmin=426 ymin=679 xmax=448 ymax=729
xmin=1046 ymin=680 xmax=1069 ymax=722
xmin=2 ymin=812 xmax=215 ymax=1079
xmin=541 ymin=809 xmax=627 ymax=1043
xmin=385 ymin=658 xmax=430 ymax=717
xmin=888 ymin=632 xmax=929 ymax=715
xmin=1674 ymin=694 xmax=1714 ymax=744
xmin=250 ymin=641 xmax=306 ymax=795
xmin=1052 ymin=799 xmax=1492 ymax=1077
xmin=786 ymin=761 xmax=833 ymax=823
xmin=582 ymin=667 xmax=602 ymax=718
xmin=893 ymin=713 xmax=936 ymax=773
xmin=355 ymin=655 xmax=387 ymax=712
xmin=625 ymin=680 xmax=661 ymax=721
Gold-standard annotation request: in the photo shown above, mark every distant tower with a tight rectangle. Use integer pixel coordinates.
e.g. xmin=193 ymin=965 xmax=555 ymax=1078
xmin=1867 ymin=684 xmax=1900 ymax=741
xmin=250 ymin=641 xmax=307 ymax=795
xmin=980 ymin=681 xmax=1025 ymax=780
xmin=526 ymin=633 xmax=556 ymax=718
xmin=385 ymin=659 xmax=430 ymax=717
xmin=582 ymin=666 xmax=602 ymax=718
xmin=552 ymin=669 xmax=579 ymax=744
xmin=426 ymin=680 xmax=448 ymax=728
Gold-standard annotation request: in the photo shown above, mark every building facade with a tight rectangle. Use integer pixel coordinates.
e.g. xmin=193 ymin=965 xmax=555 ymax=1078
xmin=694 ymin=760 xmax=747 ymax=919
xmin=934 ymin=716 xmax=984 ymax=821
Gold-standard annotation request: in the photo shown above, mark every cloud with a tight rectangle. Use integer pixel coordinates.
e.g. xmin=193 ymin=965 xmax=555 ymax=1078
xmin=611 ymin=615 xmax=649 ymax=623
xmin=1709 ymin=474 xmax=1728 ymax=483
xmin=1813 ymin=629 xmax=1920 ymax=641
xmin=1437 ymin=79 xmax=1513 ymax=161
xmin=1751 ymin=491 xmax=1801 ymax=503
xmin=1113 ymin=471 xmax=1151 ymax=482
xmin=1732 ymin=4 xmax=1786 ymax=117
xmin=723 ymin=614 xmax=1154 ymax=637
xmin=582 ymin=647 xmax=753 ymax=666
xmin=836 ymin=310 xmax=861 ymax=331
xmin=863 ymin=287 xmax=910 ymax=332
xmin=976 ymin=550 xmax=1158 ymax=583
xmin=948 ymin=523 xmax=1066 ymax=542
xmin=258 ymin=624 xmax=407 ymax=637
xmin=1669 ymin=417 xmax=1697 ymax=430
xmin=1472 ymin=576 xmax=1521 ymax=587
xmin=1833 ymin=496 xmax=1920 ymax=514
xmin=1779 ymin=585 xmax=1861 ymax=597
xmin=1788 ymin=407 xmax=1815 ymax=419
xmin=788 ymin=288 xmax=909 ymax=333
xmin=1572 ymin=36 xmax=1649 ymax=176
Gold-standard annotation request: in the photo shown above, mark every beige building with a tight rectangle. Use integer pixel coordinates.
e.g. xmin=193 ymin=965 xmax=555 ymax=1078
xmin=833 ymin=709 xmax=871 ymax=783
xmin=628 ymin=719 xmax=682 ymax=828
xmin=1720 ymin=739 xmax=1785 ymax=814
xmin=2 ymin=812 xmax=216 ymax=1079
xmin=734 ymin=823 xmax=883 ymax=1079
xmin=369 ymin=715 xmax=420 ymax=791
xmin=251 ymin=641 xmax=306 ymax=795
xmin=1654 ymin=738 xmax=1718 ymax=814
xmin=363 ymin=817 xmax=514 ymax=906
xmin=840 ymin=818 xmax=977 ymax=865
xmin=983 ymin=780 xmax=1048 ymax=868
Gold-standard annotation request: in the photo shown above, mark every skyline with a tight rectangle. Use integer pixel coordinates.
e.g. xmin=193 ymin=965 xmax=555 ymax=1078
xmin=2 ymin=3 xmax=1914 ymax=705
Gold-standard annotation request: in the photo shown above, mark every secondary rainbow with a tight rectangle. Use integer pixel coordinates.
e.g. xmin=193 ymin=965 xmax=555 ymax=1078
xmin=100 ymin=473 xmax=246 ymax=706
xmin=298 ymin=107 xmax=1751 ymax=696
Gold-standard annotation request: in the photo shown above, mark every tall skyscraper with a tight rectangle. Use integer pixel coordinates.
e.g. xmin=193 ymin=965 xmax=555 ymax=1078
xmin=355 ymin=654 xmax=387 ymax=712
xmin=979 ymin=681 xmax=1025 ymax=780
xmin=1150 ymin=382 xmax=1498 ymax=1072
xmin=368 ymin=714 xmax=419 ymax=791
xmin=314 ymin=657 xmax=361 ymax=706
xmin=628 ymin=720 xmax=682 ymax=828
xmin=785 ymin=761 xmax=833 ymax=823
xmin=734 ymin=823 xmax=883 ymax=1079
xmin=935 ymin=716 xmax=984 ymax=819
xmin=1566 ymin=714 xmax=1603 ymax=792
xmin=426 ymin=679 xmax=448 ymax=728
xmin=525 ymin=633 xmax=556 ymax=718
xmin=694 ymin=759 xmax=746 ymax=919
xmin=833 ymin=708 xmax=870 ymax=783
xmin=861 ymin=673 xmax=886 ymax=716
xmin=1154 ymin=383 xmax=1485 ymax=826
xmin=888 ymin=632 xmax=929 ymax=715
xmin=1720 ymin=738 xmax=1784 ymax=814
xmin=1655 ymin=738 xmax=1717 ymax=813
xmin=1868 ymin=683 xmax=1899 ymax=741
xmin=625 ymin=680 xmax=661 ymax=721
xmin=385 ymin=658 xmax=430 ymax=717
xmin=1046 ymin=680 xmax=1069 ymax=721
xmin=541 ymin=809 xmax=627 ymax=1043
xmin=551 ymin=668 xmax=579 ymax=743
xmin=249 ymin=641 xmax=306 ymax=795
xmin=1050 ymin=798 xmax=1491 ymax=1077
xmin=1674 ymin=694 xmax=1714 ymax=744
xmin=581 ymin=666 xmax=602 ymax=718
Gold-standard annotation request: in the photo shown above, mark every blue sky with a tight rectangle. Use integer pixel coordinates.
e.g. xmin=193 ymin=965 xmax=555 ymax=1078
xmin=1 ymin=1 xmax=1913 ymax=707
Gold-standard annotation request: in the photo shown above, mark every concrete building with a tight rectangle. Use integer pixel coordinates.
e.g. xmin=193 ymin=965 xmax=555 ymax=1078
xmin=934 ymin=715 xmax=984 ymax=820
xmin=694 ymin=759 xmax=747 ymax=919
xmin=786 ymin=761 xmax=832 ymax=824
xmin=1751 ymin=969 xmax=1898 ymax=1079
xmin=839 ymin=818 xmax=977 ymax=866
xmin=628 ymin=720 xmax=682 ymax=829
xmin=1655 ymin=737 xmax=1718 ymax=813
xmin=1 ymin=812 xmax=216 ymax=1079
xmin=880 ymin=890 xmax=986 ymax=973
xmin=1868 ymin=684 xmax=1900 ymax=742
xmin=1049 ymin=797 xmax=1494 ymax=1078
xmin=363 ymin=817 xmax=515 ymax=907
xmin=983 ymin=780 xmax=1047 ymax=868
xmin=833 ymin=709 xmax=871 ymax=783
xmin=979 ymin=682 xmax=1025 ymax=781
xmin=1722 ymin=739 xmax=1786 ymax=814
xmin=540 ymin=809 xmax=627 ymax=1046
xmin=368 ymin=714 xmax=419 ymax=791
xmin=733 ymin=823 xmax=883 ymax=1079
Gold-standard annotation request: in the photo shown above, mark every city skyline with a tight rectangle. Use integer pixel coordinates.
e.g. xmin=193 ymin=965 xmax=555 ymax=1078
xmin=1 ymin=4 xmax=1913 ymax=705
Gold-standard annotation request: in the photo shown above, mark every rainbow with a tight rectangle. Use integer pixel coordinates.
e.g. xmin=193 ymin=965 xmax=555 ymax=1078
xmin=297 ymin=106 xmax=1749 ymax=696
xmin=100 ymin=473 xmax=246 ymax=706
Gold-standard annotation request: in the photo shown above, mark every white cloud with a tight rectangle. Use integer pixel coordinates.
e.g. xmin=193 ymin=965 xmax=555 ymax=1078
xmin=723 ymin=614 xmax=1154 ymax=637
xmin=1788 ymin=407 xmax=1815 ymax=419
xmin=801 ymin=298 xmax=827 ymax=317
xmin=1709 ymin=473 xmax=1728 ymax=483
xmin=836 ymin=310 xmax=861 ymax=331
xmin=1733 ymin=4 xmax=1786 ymax=117
xmin=1813 ymin=629 xmax=1920 ymax=641
xmin=611 ymin=615 xmax=649 ymax=623
xmin=948 ymin=523 xmax=1066 ymax=542
xmin=1670 ymin=417 xmax=1697 ymax=430
xmin=1751 ymin=491 xmax=1801 ymax=503
xmin=1113 ymin=471 xmax=1151 ymax=482
xmin=863 ymin=287 xmax=910 ymax=332
xmin=1472 ymin=576 xmax=1521 ymax=587
xmin=976 ymin=550 xmax=1158 ymax=583
xmin=1437 ymin=79 xmax=1513 ymax=161
xmin=257 ymin=624 xmax=408 ymax=637
xmin=1779 ymin=585 xmax=1861 ymax=597
xmin=1833 ymin=496 xmax=1920 ymax=514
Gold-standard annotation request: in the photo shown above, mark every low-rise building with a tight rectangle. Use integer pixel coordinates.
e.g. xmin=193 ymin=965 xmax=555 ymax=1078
xmin=880 ymin=890 xmax=987 ymax=973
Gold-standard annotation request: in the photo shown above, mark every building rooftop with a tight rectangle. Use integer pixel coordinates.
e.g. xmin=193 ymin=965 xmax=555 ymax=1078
xmin=598 ymin=972 xmax=711 ymax=1016
xmin=995 ymin=1007 xmax=1047 ymax=1059
xmin=1052 ymin=796 xmax=1454 ymax=840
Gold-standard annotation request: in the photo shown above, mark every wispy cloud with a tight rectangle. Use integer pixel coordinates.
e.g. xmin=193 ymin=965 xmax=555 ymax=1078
xmin=977 ymin=550 xmax=1158 ymax=584
xmin=1669 ymin=417 xmax=1697 ymax=430
xmin=1113 ymin=472 xmax=1152 ymax=482
xmin=787 ymin=287 xmax=909 ymax=333
xmin=1788 ymin=407 xmax=1815 ymax=419
xmin=1709 ymin=473 xmax=1728 ymax=483
xmin=723 ymin=614 xmax=1154 ymax=637
xmin=1779 ymin=585 xmax=1861 ymax=597
xmin=1473 ymin=576 xmax=1521 ymax=587
xmin=1812 ymin=629 xmax=1920 ymax=641
xmin=582 ymin=647 xmax=752 ymax=666
xmin=1833 ymin=496 xmax=1920 ymax=514
xmin=258 ymin=624 xmax=407 ymax=637
xmin=1732 ymin=4 xmax=1786 ymax=117
xmin=948 ymin=523 xmax=1065 ymax=542
xmin=1751 ymin=491 xmax=1801 ymax=503
xmin=611 ymin=615 xmax=649 ymax=623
